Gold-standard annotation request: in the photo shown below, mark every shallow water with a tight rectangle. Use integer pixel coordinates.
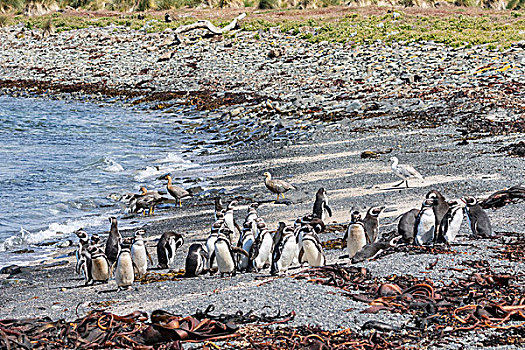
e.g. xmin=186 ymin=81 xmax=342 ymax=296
xmin=0 ymin=95 xmax=206 ymax=268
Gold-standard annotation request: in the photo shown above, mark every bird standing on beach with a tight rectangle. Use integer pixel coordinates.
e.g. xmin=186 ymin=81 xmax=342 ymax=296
xmin=161 ymin=174 xmax=191 ymax=208
xmin=390 ymin=157 xmax=424 ymax=188
xmin=263 ymin=171 xmax=296 ymax=201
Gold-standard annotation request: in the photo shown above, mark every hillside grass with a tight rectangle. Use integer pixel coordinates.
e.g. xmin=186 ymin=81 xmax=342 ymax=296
xmin=1 ymin=7 xmax=524 ymax=48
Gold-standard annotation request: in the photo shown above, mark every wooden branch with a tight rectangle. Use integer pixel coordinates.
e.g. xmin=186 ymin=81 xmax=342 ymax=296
xmin=174 ymin=13 xmax=246 ymax=43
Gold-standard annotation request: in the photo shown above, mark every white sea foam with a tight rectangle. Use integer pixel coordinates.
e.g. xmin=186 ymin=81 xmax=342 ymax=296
xmin=0 ymin=215 xmax=110 ymax=252
xmin=101 ymin=157 xmax=124 ymax=173
xmin=133 ymin=152 xmax=198 ymax=181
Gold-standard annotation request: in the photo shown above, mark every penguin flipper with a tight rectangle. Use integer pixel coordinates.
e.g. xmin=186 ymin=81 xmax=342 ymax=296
xmin=209 ymin=251 xmax=216 ymax=269
xmin=298 ymin=248 xmax=305 ymax=264
xmin=231 ymin=247 xmax=249 ymax=257
xmin=85 ymin=258 xmax=93 ymax=285
xmin=325 ymin=204 xmax=333 ymax=217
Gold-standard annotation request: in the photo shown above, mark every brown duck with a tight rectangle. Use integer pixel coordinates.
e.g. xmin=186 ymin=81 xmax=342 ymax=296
xmin=162 ymin=174 xmax=191 ymax=207
xmin=263 ymin=171 xmax=295 ymax=201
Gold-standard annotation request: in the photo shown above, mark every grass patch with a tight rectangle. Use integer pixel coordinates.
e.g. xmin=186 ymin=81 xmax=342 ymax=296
xmin=7 ymin=8 xmax=525 ymax=49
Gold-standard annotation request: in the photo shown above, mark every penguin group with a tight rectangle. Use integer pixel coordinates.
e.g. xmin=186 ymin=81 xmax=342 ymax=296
xmin=75 ymin=217 xmax=181 ymax=290
xmin=74 ymin=167 xmax=496 ymax=288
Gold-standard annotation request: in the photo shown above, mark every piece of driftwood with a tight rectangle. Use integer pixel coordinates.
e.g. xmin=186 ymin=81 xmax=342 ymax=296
xmin=174 ymin=13 xmax=246 ymax=43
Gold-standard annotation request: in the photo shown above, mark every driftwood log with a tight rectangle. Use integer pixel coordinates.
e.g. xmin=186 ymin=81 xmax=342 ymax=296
xmin=174 ymin=12 xmax=246 ymax=43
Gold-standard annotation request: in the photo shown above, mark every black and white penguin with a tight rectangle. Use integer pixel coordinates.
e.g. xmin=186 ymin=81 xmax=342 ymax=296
xmin=184 ymin=243 xmax=209 ymax=277
xmin=426 ymin=190 xmax=449 ymax=228
xmin=224 ymin=200 xmax=241 ymax=245
xmin=86 ymin=245 xmax=110 ymax=285
xmin=250 ymin=225 xmax=273 ymax=272
xmin=312 ymin=188 xmax=332 ymax=222
xmin=437 ymin=199 xmax=466 ymax=244
xmin=414 ymin=198 xmax=437 ymax=246
xmin=351 ymin=236 xmax=400 ymax=264
xmin=363 ymin=206 xmax=385 ymax=244
xmin=397 ymin=208 xmax=420 ymax=243
xmin=463 ymin=196 xmax=494 ymax=238
xmin=271 ymin=223 xmax=297 ymax=275
xmin=210 ymin=229 xmax=248 ymax=277
xmin=297 ymin=225 xmax=325 ymax=267
xmin=105 ymin=217 xmax=121 ymax=266
xmin=206 ymin=220 xmax=223 ymax=271
xmin=131 ymin=230 xmax=151 ymax=278
xmin=90 ymin=233 xmax=101 ymax=247
xmin=115 ymin=241 xmax=135 ymax=290
xmin=75 ymin=229 xmax=89 ymax=276
xmin=344 ymin=211 xmax=367 ymax=259
xmin=238 ymin=221 xmax=255 ymax=272
xmin=156 ymin=231 xmax=184 ymax=269
xmin=214 ymin=197 xmax=224 ymax=221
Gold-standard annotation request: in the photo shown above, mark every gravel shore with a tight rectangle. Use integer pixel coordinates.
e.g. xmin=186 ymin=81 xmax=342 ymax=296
xmin=1 ymin=17 xmax=524 ymax=348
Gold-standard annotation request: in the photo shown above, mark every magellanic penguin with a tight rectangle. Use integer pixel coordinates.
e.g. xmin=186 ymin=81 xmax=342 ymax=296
xmin=210 ymin=229 xmax=249 ymax=277
xmin=397 ymin=209 xmax=420 ymax=243
xmin=344 ymin=211 xmax=367 ymax=259
xmin=237 ymin=221 xmax=255 ymax=272
xmin=426 ymin=190 xmax=449 ymax=228
xmin=312 ymin=188 xmax=332 ymax=222
xmin=271 ymin=223 xmax=297 ymax=275
xmin=463 ymin=196 xmax=494 ymax=238
xmin=75 ymin=229 xmax=89 ymax=276
xmin=390 ymin=156 xmax=424 ymax=188
xmin=351 ymin=236 xmax=401 ymax=264
xmin=437 ymin=199 xmax=466 ymax=244
xmin=263 ymin=171 xmax=296 ymax=201
xmin=250 ymin=225 xmax=273 ymax=272
xmin=363 ymin=206 xmax=385 ymax=244
xmin=414 ymin=198 xmax=437 ymax=246
xmin=86 ymin=245 xmax=110 ymax=285
xmin=224 ymin=200 xmax=241 ymax=245
xmin=105 ymin=217 xmax=121 ymax=266
xmin=298 ymin=225 xmax=326 ymax=267
xmin=156 ymin=231 xmax=184 ymax=269
xmin=214 ymin=197 xmax=224 ymax=221
xmin=184 ymin=243 xmax=209 ymax=277
xmin=206 ymin=220 xmax=223 ymax=271
xmin=114 ymin=241 xmax=135 ymax=290
xmin=131 ymin=230 xmax=152 ymax=278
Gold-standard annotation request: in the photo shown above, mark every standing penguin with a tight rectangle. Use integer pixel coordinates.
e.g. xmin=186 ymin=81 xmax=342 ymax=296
xmin=206 ymin=221 xmax=222 ymax=271
xmin=363 ymin=206 xmax=385 ymax=244
xmin=298 ymin=225 xmax=326 ymax=267
xmin=156 ymin=231 xmax=184 ymax=269
xmin=344 ymin=211 xmax=367 ymax=259
xmin=184 ymin=243 xmax=209 ymax=277
xmin=312 ymin=188 xmax=332 ymax=222
xmin=224 ymin=200 xmax=241 ymax=245
xmin=214 ymin=197 xmax=224 ymax=221
xmin=437 ymin=199 xmax=466 ymax=244
xmin=105 ymin=217 xmax=121 ymax=265
xmin=397 ymin=209 xmax=420 ymax=243
xmin=131 ymin=230 xmax=151 ymax=278
xmin=271 ymin=223 xmax=297 ymax=275
xmin=86 ymin=245 xmax=110 ymax=285
xmin=463 ymin=196 xmax=494 ymax=238
xmin=414 ymin=198 xmax=437 ymax=246
xmin=114 ymin=240 xmax=135 ymax=290
xmin=250 ymin=224 xmax=273 ymax=272
xmin=237 ymin=221 xmax=255 ymax=271
xmin=75 ymin=229 xmax=89 ymax=276
xmin=210 ymin=229 xmax=248 ymax=277
xmin=426 ymin=190 xmax=449 ymax=228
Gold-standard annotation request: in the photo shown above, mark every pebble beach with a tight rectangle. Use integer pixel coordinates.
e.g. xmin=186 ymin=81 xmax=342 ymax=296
xmin=0 ymin=9 xmax=525 ymax=348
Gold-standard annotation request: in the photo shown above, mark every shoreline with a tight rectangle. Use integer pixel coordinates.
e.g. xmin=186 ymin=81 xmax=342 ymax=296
xmin=1 ymin=18 xmax=524 ymax=348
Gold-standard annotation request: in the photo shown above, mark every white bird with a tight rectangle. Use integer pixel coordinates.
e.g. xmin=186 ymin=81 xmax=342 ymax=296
xmin=390 ymin=157 xmax=424 ymax=188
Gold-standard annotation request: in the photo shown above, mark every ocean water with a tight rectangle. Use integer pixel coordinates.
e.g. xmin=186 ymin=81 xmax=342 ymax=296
xmin=0 ymin=95 xmax=205 ymax=269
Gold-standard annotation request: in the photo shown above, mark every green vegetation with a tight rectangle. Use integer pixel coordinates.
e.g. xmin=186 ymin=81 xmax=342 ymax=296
xmin=1 ymin=7 xmax=524 ymax=48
